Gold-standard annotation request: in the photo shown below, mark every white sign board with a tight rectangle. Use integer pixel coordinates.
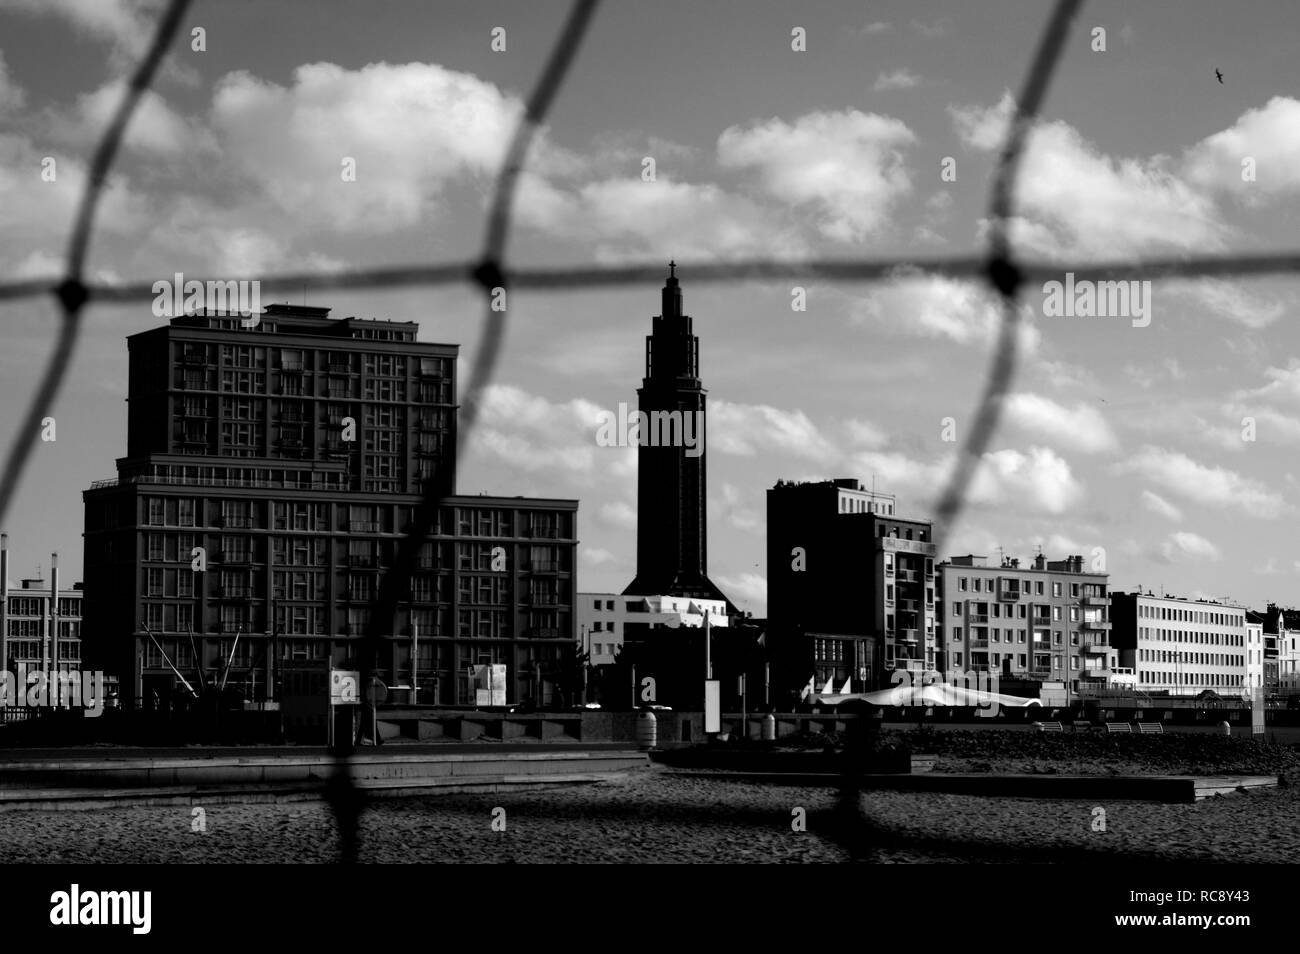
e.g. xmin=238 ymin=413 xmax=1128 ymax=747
xmin=704 ymin=679 xmax=721 ymax=733
xmin=330 ymin=670 xmax=360 ymax=706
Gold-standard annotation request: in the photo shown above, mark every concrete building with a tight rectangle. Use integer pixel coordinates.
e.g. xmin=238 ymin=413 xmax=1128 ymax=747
xmin=577 ymin=592 xmax=729 ymax=665
xmin=766 ymin=478 xmax=935 ymax=694
xmin=622 ymin=266 xmax=735 ymax=614
xmin=1110 ymin=592 xmax=1248 ymax=697
xmin=1256 ymin=604 xmax=1300 ymax=694
xmin=82 ymin=305 xmax=578 ymax=708
xmin=937 ymin=553 xmax=1113 ymax=691
xmin=1246 ymin=612 xmax=1266 ymax=694
xmin=1 ymin=536 xmax=85 ymax=684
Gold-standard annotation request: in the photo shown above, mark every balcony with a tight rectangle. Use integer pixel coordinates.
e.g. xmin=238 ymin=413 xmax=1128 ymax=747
xmin=895 ymin=629 xmax=919 ymax=643
xmin=968 ymin=639 xmax=989 ymax=649
xmin=999 ymin=588 xmax=1022 ymax=601
xmin=221 ymin=515 xmax=253 ymax=529
xmin=898 ymin=599 xmax=920 ymax=613
xmin=527 ymin=561 xmax=559 ymax=573
xmin=1082 ymin=641 xmax=1109 ymax=654
xmin=182 ymin=353 xmax=208 ymax=367
xmin=348 ymin=555 xmax=378 ymax=568
xmin=1032 ymin=616 xmax=1051 ymax=626
xmin=220 ymin=552 xmax=251 ymax=565
xmin=967 ymin=614 xmax=989 ymax=624
xmin=1080 ymin=620 xmax=1111 ymax=631
xmin=529 ymin=527 xmax=561 ymax=539
xmin=895 ymin=569 xmax=918 ymax=583
xmin=1083 ymin=595 xmax=1108 ymax=607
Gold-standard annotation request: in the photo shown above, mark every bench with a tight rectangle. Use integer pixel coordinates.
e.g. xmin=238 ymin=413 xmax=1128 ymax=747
xmin=1035 ymin=721 xmax=1063 ymax=732
xmin=1137 ymin=722 xmax=1164 ymax=734
xmin=1105 ymin=722 xmax=1131 ymax=733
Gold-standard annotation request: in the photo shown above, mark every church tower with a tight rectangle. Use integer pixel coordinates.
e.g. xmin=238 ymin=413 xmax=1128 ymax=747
xmin=623 ymin=263 xmax=735 ymax=614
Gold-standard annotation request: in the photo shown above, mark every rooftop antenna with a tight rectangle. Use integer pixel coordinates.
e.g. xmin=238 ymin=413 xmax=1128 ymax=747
xmin=997 ymin=545 xmax=1006 ymax=566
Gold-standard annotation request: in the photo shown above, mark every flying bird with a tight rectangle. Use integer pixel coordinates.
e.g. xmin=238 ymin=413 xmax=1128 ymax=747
xmin=1215 ymin=68 xmax=1224 ymax=83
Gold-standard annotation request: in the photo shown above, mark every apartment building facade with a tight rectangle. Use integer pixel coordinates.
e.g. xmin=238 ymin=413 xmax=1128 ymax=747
xmin=82 ymin=305 xmax=577 ymax=708
xmin=767 ymin=478 xmax=935 ymax=693
xmin=1110 ymin=592 xmax=1248 ymax=697
xmin=1 ymin=535 xmax=84 ymax=683
xmin=936 ymin=553 xmax=1113 ymax=690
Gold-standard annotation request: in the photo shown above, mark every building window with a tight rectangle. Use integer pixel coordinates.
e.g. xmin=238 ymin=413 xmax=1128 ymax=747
xmin=1052 ymin=582 xmax=1061 ymax=597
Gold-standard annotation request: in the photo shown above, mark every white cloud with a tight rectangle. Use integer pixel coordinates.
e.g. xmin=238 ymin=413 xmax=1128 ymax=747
xmin=1184 ymin=96 xmax=1300 ymax=200
xmin=474 ymin=384 xmax=613 ymax=477
xmin=844 ymin=418 xmax=889 ymax=450
xmin=949 ymin=90 xmax=1015 ymax=151
xmin=714 ymin=572 xmax=766 ymax=611
xmin=970 ymin=446 xmax=1084 ymax=515
xmin=953 ymin=92 xmax=1227 ymax=257
xmin=1141 ymin=490 xmax=1183 ymax=521
xmin=47 ymin=81 xmax=213 ymax=157
xmin=1159 ymin=531 xmax=1222 ymax=562
xmin=580 ymin=547 xmax=618 ymax=567
xmin=598 ymin=501 xmax=637 ymax=530
xmin=850 ymin=267 xmax=1041 ymax=355
xmin=1119 ymin=446 xmax=1287 ymax=517
xmin=0 ymin=51 xmax=25 ymax=114
xmin=518 ymin=175 xmax=806 ymax=261
xmin=717 ymin=109 xmax=916 ymax=242
xmin=1170 ymin=278 xmax=1287 ymax=329
xmin=872 ymin=69 xmax=922 ymax=92
xmin=860 ymin=21 xmax=893 ymax=35
xmin=1003 ymin=393 xmax=1119 ymax=454
xmin=210 ymin=62 xmax=549 ymax=232
xmin=710 ymin=401 xmax=837 ymax=460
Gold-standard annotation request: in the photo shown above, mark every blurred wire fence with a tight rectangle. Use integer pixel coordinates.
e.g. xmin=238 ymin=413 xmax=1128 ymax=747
xmin=0 ymin=0 xmax=1294 ymax=863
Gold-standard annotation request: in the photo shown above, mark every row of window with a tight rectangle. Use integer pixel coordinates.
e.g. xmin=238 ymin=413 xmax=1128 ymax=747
xmin=6 ymin=640 xmax=81 ymax=660
xmin=1139 ymin=649 xmax=1244 ymax=667
xmin=953 ymin=577 xmax=1106 ymax=598
xmin=1140 ymin=604 xmax=1242 ymax=626
xmin=948 ymin=626 xmax=1089 ymax=647
xmin=7 ymin=620 xmax=81 ymax=639
xmin=1140 ymin=671 xmax=1242 ymax=687
xmin=953 ymin=602 xmax=1105 ymax=622
xmin=7 ymin=597 xmax=82 ymax=616
xmin=1139 ymin=627 xmax=1244 ymax=646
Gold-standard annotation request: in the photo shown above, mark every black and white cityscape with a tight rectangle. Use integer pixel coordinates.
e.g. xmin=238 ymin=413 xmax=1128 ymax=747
xmin=0 ymin=0 xmax=1294 ymax=922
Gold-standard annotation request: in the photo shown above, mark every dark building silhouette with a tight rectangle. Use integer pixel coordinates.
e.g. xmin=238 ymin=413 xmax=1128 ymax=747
xmin=623 ymin=264 xmax=735 ymax=615
xmin=766 ymin=478 xmax=935 ymax=698
xmin=82 ymin=305 xmax=577 ymax=709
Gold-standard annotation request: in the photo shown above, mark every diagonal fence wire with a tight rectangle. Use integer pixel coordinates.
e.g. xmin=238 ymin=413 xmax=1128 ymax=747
xmin=0 ymin=0 xmax=1289 ymax=862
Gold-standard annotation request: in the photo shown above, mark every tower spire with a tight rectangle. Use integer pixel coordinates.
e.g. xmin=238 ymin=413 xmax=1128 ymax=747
xmin=662 ymin=259 xmax=683 ymax=319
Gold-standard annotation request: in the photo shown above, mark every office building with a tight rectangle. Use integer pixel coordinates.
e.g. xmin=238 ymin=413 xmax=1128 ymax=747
xmin=1 ymin=535 xmax=84 ymax=684
xmin=766 ymin=478 xmax=935 ymax=695
xmin=82 ymin=304 xmax=577 ymax=708
xmin=1110 ymin=592 xmax=1248 ymax=697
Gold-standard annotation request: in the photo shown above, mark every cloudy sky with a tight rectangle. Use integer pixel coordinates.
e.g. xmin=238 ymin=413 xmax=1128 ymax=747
xmin=1 ymin=0 xmax=1299 ymax=615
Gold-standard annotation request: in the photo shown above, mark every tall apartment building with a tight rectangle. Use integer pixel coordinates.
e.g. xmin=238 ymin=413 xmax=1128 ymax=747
xmin=937 ymin=553 xmax=1112 ymax=690
xmin=1110 ymin=592 xmax=1248 ymax=697
xmin=766 ymin=478 xmax=935 ymax=694
xmin=1 ymin=535 xmax=84 ymax=681
xmin=82 ymin=305 xmax=577 ymax=708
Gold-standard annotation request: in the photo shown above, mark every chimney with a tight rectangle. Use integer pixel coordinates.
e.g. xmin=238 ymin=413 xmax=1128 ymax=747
xmin=50 ymin=552 xmax=58 ymax=699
